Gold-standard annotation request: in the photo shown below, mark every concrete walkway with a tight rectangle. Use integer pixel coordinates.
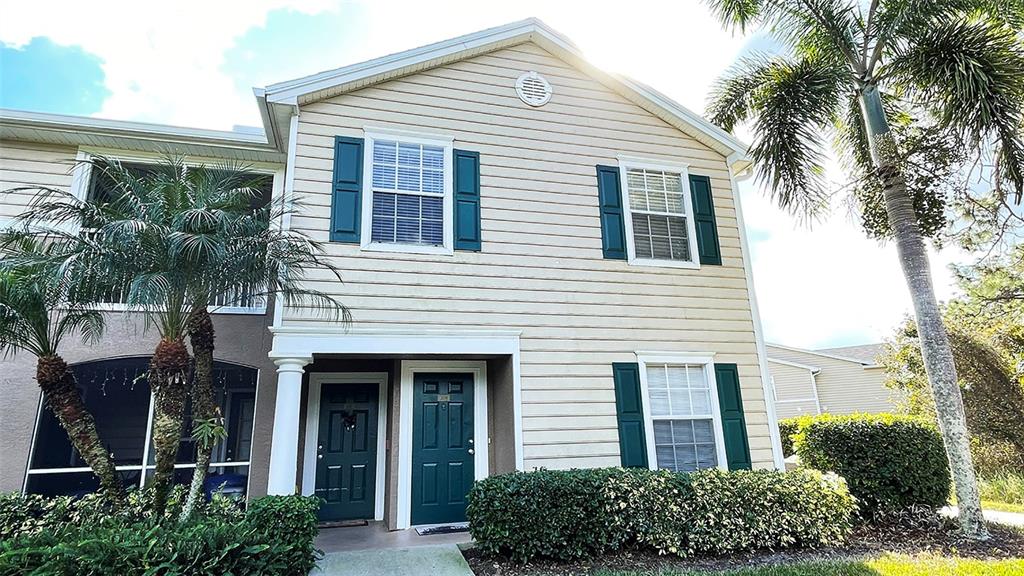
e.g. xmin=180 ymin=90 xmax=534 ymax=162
xmin=313 ymin=544 xmax=473 ymax=576
xmin=942 ymin=506 xmax=1024 ymax=527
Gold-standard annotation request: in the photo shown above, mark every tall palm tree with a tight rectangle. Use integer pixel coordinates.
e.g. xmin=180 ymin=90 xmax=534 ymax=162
xmin=0 ymin=248 xmax=121 ymax=502
xmin=8 ymin=157 xmax=346 ymax=515
xmin=704 ymin=0 xmax=1024 ymax=538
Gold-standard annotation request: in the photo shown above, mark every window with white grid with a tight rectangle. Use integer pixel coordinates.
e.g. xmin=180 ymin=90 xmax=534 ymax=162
xmin=621 ymin=164 xmax=697 ymax=265
xmin=369 ymin=139 xmax=446 ymax=246
xmin=645 ymin=363 xmax=719 ymax=472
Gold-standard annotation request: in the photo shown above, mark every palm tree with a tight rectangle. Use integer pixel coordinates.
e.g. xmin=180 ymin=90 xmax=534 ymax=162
xmin=172 ymin=167 xmax=348 ymax=519
xmin=704 ymin=0 xmax=1024 ymax=538
xmin=7 ymin=157 xmax=347 ymax=515
xmin=0 ymin=247 xmax=121 ymax=502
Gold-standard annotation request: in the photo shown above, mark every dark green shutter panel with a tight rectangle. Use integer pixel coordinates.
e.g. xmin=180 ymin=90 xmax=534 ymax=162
xmin=596 ymin=165 xmax=627 ymax=260
xmin=330 ymin=136 xmax=364 ymax=243
xmin=714 ymin=363 xmax=752 ymax=470
xmin=612 ymin=362 xmax=648 ymax=468
xmin=689 ymin=174 xmax=721 ymax=265
xmin=454 ymin=149 xmax=481 ymax=251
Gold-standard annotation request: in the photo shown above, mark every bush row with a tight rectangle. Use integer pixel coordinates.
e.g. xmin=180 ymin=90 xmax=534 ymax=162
xmin=0 ymin=490 xmax=320 ymax=576
xmin=466 ymin=467 xmax=856 ymax=562
xmin=793 ymin=413 xmax=951 ymax=514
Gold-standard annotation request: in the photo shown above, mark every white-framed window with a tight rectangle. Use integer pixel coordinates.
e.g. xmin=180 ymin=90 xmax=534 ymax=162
xmin=636 ymin=353 xmax=727 ymax=472
xmin=67 ymin=150 xmax=275 ymax=314
xmin=618 ymin=156 xmax=701 ymax=269
xmin=361 ymin=128 xmax=454 ymax=255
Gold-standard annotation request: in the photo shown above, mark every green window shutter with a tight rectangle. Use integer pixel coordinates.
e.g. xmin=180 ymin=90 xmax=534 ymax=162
xmin=612 ymin=362 xmax=649 ymax=468
xmin=689 ymin=174 xmax=721 ymax=265
xmin=454 ymin=149 xmax=481 ymax=251
xmin=596 ymin=165 xmax=627 ymax=260
xmin=714 ymin=363 xmax=752 ymax=470
xmin=330 ymin=136 xmax=364 ymax=243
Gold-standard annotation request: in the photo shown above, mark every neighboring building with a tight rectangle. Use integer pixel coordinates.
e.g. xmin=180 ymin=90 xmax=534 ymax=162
xmin=0 ymin=19 xmax=784 ymax=531
xmin=767 ymin=343 xmax=897 ymax=418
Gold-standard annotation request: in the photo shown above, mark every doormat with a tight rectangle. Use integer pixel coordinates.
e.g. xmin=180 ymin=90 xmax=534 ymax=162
xmin=416 ymin=523 xmax=469 ymax=536
xmin=318 ymin=519 xmax=369 ymax=529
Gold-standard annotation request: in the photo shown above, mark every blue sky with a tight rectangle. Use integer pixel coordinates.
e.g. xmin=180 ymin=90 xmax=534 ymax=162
xmin=0 ymin=0 xmax=969 ymax=348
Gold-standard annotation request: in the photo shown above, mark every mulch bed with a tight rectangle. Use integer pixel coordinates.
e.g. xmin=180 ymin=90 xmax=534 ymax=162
xmin=462 ymin=522 xmax=1024 ymax=576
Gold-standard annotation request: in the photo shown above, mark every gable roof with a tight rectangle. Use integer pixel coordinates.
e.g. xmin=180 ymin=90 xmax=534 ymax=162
xmin=256 ymin=18 xmax=751 ymax=172
xmin=766 ymin=343 xmax=880 ymax=367
xmin=816 ymin=344 xmax=885 ymax=365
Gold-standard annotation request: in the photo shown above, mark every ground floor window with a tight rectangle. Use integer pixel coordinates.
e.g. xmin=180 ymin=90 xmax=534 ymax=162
xmin=639 ymin=356 xmax=725 ymax=473
xmin=25 ymin=357 xmax=257 ymax=497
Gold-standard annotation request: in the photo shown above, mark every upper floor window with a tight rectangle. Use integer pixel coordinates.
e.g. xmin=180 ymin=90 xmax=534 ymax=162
xmin=619 ymin=157 xmax=700 ymax=269
xmin=361 ymin=130 xmax=453 ymax=255
xmin=84 ymin=160 xmax=272 ymax=209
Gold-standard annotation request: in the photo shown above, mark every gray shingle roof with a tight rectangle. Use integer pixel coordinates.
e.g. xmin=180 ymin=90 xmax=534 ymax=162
xmin=815 ymin=343 xmax=885 ymax=365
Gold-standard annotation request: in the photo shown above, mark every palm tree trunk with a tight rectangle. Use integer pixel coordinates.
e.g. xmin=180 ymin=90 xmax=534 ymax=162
xmin=181 ymin=308 xmax=216 ymax=520
xmin=149 ymin=337 xmax=190 ymax=513
xmin=860 ymin=85 xmax=988 ymax=539
xmin=37 ymin=355 xmax=124 ymax=503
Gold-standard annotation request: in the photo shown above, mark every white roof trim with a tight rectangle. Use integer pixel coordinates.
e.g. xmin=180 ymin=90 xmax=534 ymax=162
xmin=0 ymin=108 xmax=273 ymax=149
xmin=261 ymin=17 xmax=750 ymax=167
xmin=766 ymin=343 xmax=878 ymax=367
xmin=767 ymin=357 xmax=821 ymax=373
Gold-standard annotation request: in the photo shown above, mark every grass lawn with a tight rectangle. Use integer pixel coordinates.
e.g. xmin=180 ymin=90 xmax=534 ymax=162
xmin=594 ymin=553 xmax=1024 ymax=575
xmin=981 ymin=500 xmax=1024 ymax=514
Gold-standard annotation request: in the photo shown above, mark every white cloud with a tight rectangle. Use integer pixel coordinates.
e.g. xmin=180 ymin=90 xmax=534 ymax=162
xmin=0 ymin=0 xmax=338 ymax=128
xmin=3 ymin=0 xmax=971 ymax=348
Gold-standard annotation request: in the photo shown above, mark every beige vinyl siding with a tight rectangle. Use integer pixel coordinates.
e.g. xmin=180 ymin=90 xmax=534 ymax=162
xmin=286 ymin=42 xmax=774 ymax=469
xmin=768 ymin=360 xmax=819 ymax=419
xmin=767 ymin=345 xmax=897 ymax=415
xmin=0 ymin=142 xmax=76 ymax=222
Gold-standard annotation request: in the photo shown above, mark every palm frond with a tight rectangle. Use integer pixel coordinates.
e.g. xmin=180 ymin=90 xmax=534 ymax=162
xmin=885 ymin=10 xmax=1024 ymax=198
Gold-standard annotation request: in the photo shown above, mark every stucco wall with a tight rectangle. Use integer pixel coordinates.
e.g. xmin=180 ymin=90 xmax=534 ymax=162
xmin=0 ymin=311 xmax=277 ymax=495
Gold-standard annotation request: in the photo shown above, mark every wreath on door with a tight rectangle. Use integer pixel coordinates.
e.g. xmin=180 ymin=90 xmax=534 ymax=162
xmin=341 ymin=411 xmax=358 ymax=431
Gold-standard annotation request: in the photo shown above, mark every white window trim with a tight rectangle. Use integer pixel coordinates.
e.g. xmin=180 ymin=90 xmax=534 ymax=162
xmin=617 ymin=155 xmax=701 ymax=270
xmin=301 ymin=372 xmax=388 ymax=522
xmin=635 ymin=353 xmax=728 ymax=472
xmin=69 ymin=149 xmax=276 ymax=315
xmin=360 ymin=127 xmax=455 ymax=256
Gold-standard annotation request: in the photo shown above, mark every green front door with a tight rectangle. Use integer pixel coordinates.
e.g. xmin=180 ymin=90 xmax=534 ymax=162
xmin=315 ymin=382 xmax=378 ymax=522
xmin=411 ymin=372 xmax=475 ymax=525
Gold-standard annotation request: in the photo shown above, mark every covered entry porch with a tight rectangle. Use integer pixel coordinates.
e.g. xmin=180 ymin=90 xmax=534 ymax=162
xmin=266 ymin=328 xmax=522 ymax=531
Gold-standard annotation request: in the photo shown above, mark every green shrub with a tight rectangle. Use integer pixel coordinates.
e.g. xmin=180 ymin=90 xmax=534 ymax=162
xmin=0 ymin=492 xmax=320 ymax=576
xmin=778 ymin=414 xmax=823 ymax=458
xmin=466 ymin=467 xmax=855 ymax=562
xmin=794 ymin=413 xmax=950 ymax=514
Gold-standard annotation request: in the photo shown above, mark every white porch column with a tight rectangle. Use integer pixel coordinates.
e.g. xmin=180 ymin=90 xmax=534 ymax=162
xmin=267 ymin=356 xmax=311 ymax=495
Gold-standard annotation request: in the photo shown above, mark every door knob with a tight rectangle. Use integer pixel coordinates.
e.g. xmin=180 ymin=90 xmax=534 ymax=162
xmin=468 ymin=448 xmax=475 ymax=455
xmin=317 ymin=454 xmax=323 ymax=459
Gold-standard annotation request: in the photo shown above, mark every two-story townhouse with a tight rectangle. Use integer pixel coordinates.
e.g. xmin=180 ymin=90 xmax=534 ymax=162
xmin=0 ymin=18 xmax=783 ymax=532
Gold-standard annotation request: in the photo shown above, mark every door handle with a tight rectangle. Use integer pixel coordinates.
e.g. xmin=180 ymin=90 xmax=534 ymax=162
xmin=468 ymin=448 xmax=475 ymax=455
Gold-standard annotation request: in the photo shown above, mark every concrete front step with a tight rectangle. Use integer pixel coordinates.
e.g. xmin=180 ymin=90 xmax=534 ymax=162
xmin=312 ymin=543 xmax=473 ymax=576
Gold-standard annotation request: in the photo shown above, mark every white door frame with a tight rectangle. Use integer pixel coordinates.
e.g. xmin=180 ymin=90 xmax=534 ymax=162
xmin=397 ymin=360 xmax=489 ymax=530
xmin=301 ymin=372 xmax=388 ymax=522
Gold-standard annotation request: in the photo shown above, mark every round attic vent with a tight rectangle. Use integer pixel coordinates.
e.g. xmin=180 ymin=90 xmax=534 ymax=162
xmin=515 ymin=71 xmax=552 ymax=107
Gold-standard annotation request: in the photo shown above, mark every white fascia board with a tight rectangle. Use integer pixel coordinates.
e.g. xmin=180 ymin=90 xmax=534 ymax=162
xmin=0 ymin=108 xmax=271 ymax=148
xmin=767 ymin=357 xmax=821 ymax=374
xmin=268 ymin=326 xmax=522 ymax=359
xmin=264 ymin=19 xmax=543 ymax=104
xmin=260 ymin=17 xmax=750 ymax=167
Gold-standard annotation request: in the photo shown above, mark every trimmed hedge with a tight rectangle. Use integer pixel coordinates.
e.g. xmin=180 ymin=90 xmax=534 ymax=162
xmin=466 ymin=467 xmax=855 ymax=562
xmin=794 ymin=413 xmax=951 ymax=513
xmin=0 ymin=490 xmax=320 ymax=576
